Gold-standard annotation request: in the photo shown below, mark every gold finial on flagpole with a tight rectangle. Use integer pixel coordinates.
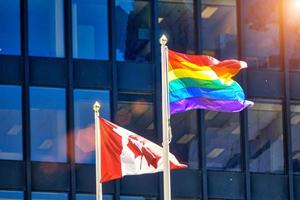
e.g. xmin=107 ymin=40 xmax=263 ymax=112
xmin=93 ymin=101 xmax=101 ymax=112
xmin=160 ymin=34 xmax=168 ymax=45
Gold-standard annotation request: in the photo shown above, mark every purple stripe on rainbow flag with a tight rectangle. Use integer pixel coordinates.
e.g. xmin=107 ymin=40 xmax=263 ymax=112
xmin=170 ymin=97 xmax=254 ymax=114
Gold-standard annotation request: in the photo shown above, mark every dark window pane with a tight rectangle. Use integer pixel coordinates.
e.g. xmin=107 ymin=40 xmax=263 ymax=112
xmin=0 ymin=0 xmax=20 ymax=55
xmin=291 ymin=103 xmax=300 ymax=171
xmin=115 ymin=95 xmax=154 ymax=141
xmin=74 ymin=89 xmax=110 ymax=164
xmin=170 ymin=110 xmax=199 ymax=169
xmin=0 ymin=190 xmax=23 ymax=199
xmin=173 ymin=199 xmax=200 ymax=200
xmin=210 ymin=198 xmax=244 ymax=200
xmin=159 ymin=0 xmax=196 ymax=53
xmin=28 ymin=0 xmax=65 ymax=57
xmin=205 ymin=112 xmax=241 ymax=171
xmin=0 ymin=85 xmax=22 ymax=160
xmin=76 ymin=194 xmax=112 ymax=200
xmin=116 ymin=0 xmax=151 ymax=62
xmin=174 ymin=199 xmax=200 ymax=200
xmin=285 ymin=0 xmax=300 ymax=70
xmin=72 ymin=0 xmax=109 ymax=60
xmin=248 ymin=99 xmax=284 ymax=172
xmin=120 ymin=196 xmax=156 ymax=200
xmin=202 ymin=1 xmax=237 ymax=59
xmin=241 ymin=0 xmax=280 ymax=69
xmin=32 ymin=192 xmax=68 ymax=200
xmin=30 ymin=87 xmax=67 ymax=162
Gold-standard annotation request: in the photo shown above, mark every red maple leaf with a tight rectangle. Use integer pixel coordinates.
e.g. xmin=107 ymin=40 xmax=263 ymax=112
xmin=127 ymin=135 xmax=160 ymax=169
xmin=127 ymin=136 xmax=142 ymax=158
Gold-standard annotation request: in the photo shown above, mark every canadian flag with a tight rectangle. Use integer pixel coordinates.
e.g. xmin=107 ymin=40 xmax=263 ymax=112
xmin=99 ymin=117 xmax=187 ymax=183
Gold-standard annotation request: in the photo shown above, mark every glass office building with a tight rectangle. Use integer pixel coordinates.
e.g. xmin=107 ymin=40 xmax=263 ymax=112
xmin=0 ymin=0 xmax=300 ymax=199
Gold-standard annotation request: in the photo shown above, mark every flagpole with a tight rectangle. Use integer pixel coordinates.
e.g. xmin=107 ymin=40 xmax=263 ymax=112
xmin=93 ymin=101 xmax=102 ymax=200
xmin=160 ymin=35 xmax=171 ymax=200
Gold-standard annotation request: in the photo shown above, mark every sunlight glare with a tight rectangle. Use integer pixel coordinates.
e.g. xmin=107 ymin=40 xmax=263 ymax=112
xmin=292 ymin=0 xmax=300 ymax=9
xmin=288 ymin=0 xmax=300 ymax=19
xmin=295 ymin=0 xmax=300 ymax=9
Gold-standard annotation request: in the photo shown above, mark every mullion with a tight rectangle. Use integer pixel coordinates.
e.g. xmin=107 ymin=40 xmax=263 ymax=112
xmin=64 ymin=0 xmax=76 ymax=199
xmin=20 ymin=0 xmax=31 ymax=199
xmin=279 ymin=0 xmax=293 ymax=199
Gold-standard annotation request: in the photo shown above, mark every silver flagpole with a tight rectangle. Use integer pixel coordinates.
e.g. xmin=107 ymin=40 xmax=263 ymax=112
xmin=160 ymin=35 xmax=171 ymax=200
xmin=93 ymin=101 xmax=102 ymax=200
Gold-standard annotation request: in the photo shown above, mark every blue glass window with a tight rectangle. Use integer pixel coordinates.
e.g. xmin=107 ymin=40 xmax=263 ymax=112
xmin=205 ymin=112 xmax=241 ymax=171
xmin=170 ymin=110 xmax=199 ymax=169
xmin=32 ymin=192 xmax=68 ymax=200
xmin=291 ymin=102 xmax=300 ymax=171
xmin=202 ymin=1 xmax=237 ymax=59
xmin=120 ymin=196 xmax=156 ymax=200
xmin=241 ymin=0 xmax=280 ymax=69
xmin=116 ymin=95 xmax=154 ymax=141
xmin=28 ymin=0 xmax=65 ymax=57
xmin=159 ymin=0 xmax=196 ymax=53
xmin=74 ymin=89 xmax=110 ymax=164
xmin=0 ymin=85 xmax=22 ymax=160
xmin=0 ymin=190 xmax=23 ymax=199
xmin=72 ymin=0 xmax=109 ymax=60
xmin=173 ymin=199 xmax=199 ymax=200
xmin=0 ymin=0 xmax=20 ymax=55
xmin=248 ymin=99 xmax=284 ymax=172
xmin=76 ymin=194 xmax=112 ymax=200
xmin=30 ymin=87 xmax=67 ymax=162
xmin=116 ymin=0 xmax=151 ymax=62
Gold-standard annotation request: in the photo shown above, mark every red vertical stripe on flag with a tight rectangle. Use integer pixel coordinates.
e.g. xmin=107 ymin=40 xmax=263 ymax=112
xmin=100 ymin=118 xmax=123 ymax=183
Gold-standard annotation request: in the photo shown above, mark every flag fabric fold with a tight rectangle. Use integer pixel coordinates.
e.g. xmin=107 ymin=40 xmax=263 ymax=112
xmin=99 ymin=117 xmax=187 ymax=183
xmin=168 ymin=50 xmax=253 ymax=114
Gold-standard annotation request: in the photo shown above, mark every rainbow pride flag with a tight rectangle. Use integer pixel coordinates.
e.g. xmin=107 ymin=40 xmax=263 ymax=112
xmin=168 ymin=50 xmax=253 ymax=114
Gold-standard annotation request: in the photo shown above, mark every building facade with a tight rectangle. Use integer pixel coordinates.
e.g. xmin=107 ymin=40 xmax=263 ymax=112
xmin=0 ymin=0 xmax=300 ymax=199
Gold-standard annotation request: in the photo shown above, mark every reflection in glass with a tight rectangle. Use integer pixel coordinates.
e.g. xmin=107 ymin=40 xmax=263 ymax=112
xmin=0 ymin=85 xmax=23 ymax=160
xmin=115 ymin=95 xmax=154 ymax=141
xmin=202 ymin=0 xmax=237 ymax=59
xmin=159 ymin=0 xmax=196 ymax=53
xmin=248 ymin=100 xmax=284 ymax=172
xmin=291 ymin=103 xmax=300 ymax=171
xmin=120 ymin=196 xmax=156 ymax=200
xmin=28 ymin=0 xmax=65 ymax=57
xmin=0 ymin=0 xmax=20 ymax=55
xmin=30 ymin=87 xmax=67 ymax=162
xmin=0 ymin=190 xmax=23 ymax=200
xmin=72 ymin=0 xmax=109 ymax=60
xmin=285 ymin=0 xmax=300 ymax=70
xmin=116 ymin=0 xmax=151 ymax=62
xmin=170 ymin=110 xmax=199 ymax=169
xmin=76 ymin=194 xmax=112 ymax=200
xmin=241 ymin=0 xmax=280 ymax=69
xmin=205 ymin=112 xmax=240 ymax=171
xmin=74 ymin=89 xmax=110 ymax=164
xmin=32 ymin=192 xmax=68 ymax=200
